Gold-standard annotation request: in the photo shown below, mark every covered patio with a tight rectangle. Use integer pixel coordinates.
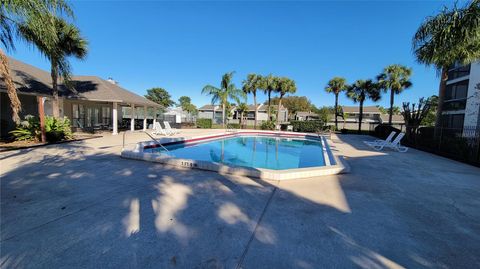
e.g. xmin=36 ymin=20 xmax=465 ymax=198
xmin=1 ymin=57 xmax=161 ymax=136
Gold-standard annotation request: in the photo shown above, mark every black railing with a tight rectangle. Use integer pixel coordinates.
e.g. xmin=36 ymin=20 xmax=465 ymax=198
xmin=407 ymin=125 xmax=480 ymax=166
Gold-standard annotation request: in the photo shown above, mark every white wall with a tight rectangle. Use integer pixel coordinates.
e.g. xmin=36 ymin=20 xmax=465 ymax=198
xmin=464 ymin=62 xmax=480 ymax=127
xmin=198 ymin=111 xmax=214 ymax=119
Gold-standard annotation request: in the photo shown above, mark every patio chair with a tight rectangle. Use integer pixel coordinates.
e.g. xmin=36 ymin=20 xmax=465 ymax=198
xmin=367 ymin=132 xmax=408 ymax=152
xmin=164 ymin=121 xmax=180 ymax=135
xmin=152 ymin=122 xmax=170 ymax=136
xmin=363 ymin=131 xmax=396 ymax=147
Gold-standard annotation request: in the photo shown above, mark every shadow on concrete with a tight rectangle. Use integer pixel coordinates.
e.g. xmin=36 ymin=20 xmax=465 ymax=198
xmin=1 ymin=136 xmax=479 ymax=268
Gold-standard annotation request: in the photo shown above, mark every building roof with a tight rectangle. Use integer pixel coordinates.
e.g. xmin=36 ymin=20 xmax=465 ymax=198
xmin=342 ymin=106 xmax=381 ymax=114
xmin=295 ymin=111 xmax=318 ymax=117
xmin=198 ymin=104 xmax=220 ymax=110
xmin=258 ymin=104 xmax=286 ymax=112
xmin=0 ymin=57 xmax=160 ymax=107
xmin=198 ymin=104 xmax=286 ymax=112
xmin=380 ymin=114 xmax=405 ymax=123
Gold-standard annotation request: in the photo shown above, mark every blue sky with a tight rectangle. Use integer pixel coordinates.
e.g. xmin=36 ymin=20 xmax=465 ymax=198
xmin=9 ymin=0 xmax=453 ymax=108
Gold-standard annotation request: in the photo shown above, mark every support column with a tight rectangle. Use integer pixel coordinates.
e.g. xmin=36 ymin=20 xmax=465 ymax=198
xmin=112 ymin=102 xmax=118 ymax=135
xmin=143 ymin=106 xmax=147 ymax=131
xmin=130 ymin=104 xmax=135 ymax=131
xmin=37 ymin=96 xmax=46 ymax=143
xmin=153 ymin=107 xmax=157 ymax=129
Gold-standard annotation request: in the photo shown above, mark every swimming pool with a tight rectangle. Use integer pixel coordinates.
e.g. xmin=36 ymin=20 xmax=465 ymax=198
xmin=122 ymin=131 xmax=348 ymax=180
xmin=145 ymin=136 xmax=326 ymax=170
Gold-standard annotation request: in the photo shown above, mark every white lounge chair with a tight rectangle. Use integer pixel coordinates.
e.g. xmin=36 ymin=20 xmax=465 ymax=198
xmin=367 ymin=132 xmax=408 ymax=152
xmin=364 ymin=131 xmax=396 ymax=147
xmin=164 ymin=121 xmax=179 ymax=135
xmin=152 ymin=122 xmax=169 ymax=136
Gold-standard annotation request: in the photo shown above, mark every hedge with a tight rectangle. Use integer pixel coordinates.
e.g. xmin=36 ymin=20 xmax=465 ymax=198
xmin=290 ymin=120 xmax=324 ymax=133
xmin=227 ymin=123 xmax=241 ymax=129
xmin=196 ymin=118 xmax=212 ymax=128
xmin=373 ymin=124 xmax=401 ymax=140
xmin=260 ymin=121 xmax=276 ymax=130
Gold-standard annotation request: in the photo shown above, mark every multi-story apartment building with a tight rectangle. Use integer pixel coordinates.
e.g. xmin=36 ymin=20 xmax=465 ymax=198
xmin=441 ymin=62 xmax=480 ymax=129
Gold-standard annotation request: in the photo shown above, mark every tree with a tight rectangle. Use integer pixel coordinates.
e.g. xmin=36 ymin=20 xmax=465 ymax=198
xmin=315 ymin=106 xmax=333 ymax=124
xmin=421 ymin=95 xmax=438 ymax=126
xmin=19 ymin=15 xmax=88 ymax=118
xmin=412 ymin=0 xmax=480 ymax=130
xmin=236 ymin=102 xmax=249 ymax=128
xmin=178 ymin=96 xmax=197 ymax=115
xmin=242 ymin=73 xmax=263 ymax=129
xmin=202 ymin=72 xmax=245 ymax=128
xmin=377 ymin=64 xmax=413 ymax=125
xmin=402 ymin=97 xmax=432 ymax=142
xmin=376 ymin=105 xmax=401 ymax=115
xmin=275 ymin=77 xmax=297 ymax=124
xmin=325 ymin=77 xmax=348 ymax=130
xmin=269 ymin=96 xmax=314 ymax=117
xmin=145 ymin=87 xmax=174 ymax=111
xmin=178 ymin=96 xmax=191 ymax=107
xmin=347 ymin=79 xmax=381 ymax=133
xmin=259 ymin=74 xmax=278 ymax=120
xmin=1 ymin=0 xmax=73 ymax=123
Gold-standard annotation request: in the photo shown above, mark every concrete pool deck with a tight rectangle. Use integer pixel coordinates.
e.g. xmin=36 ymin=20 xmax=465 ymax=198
xmin=1 ymin=130 xmax=479 ymax=268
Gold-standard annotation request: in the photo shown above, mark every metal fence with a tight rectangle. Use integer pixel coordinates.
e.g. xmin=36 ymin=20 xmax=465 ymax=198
xmin=406 ymin=125 xmax=480 ymax=166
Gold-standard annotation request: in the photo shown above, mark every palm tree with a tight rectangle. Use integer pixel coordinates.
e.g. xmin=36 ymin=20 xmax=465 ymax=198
xmin=412 ymin=0 xmax=480 ymax=129
xmin=275 ymin=77 xmax=297 ymax=124
xmin=0 ymin=0 xmax=72 ymax=123
xmin=377 ymin=65 xmax=413 ymax=125
xmin=19 ymin=16 xmax=88 ymax=118
xmin=260 ymin=74 xmax=277 ymax=121
xmin=236 ymin=102 xmax=249 ymax=128
xmin=202 ymin=72 xmax=245 ymax=128
xmin=242 ymin=73 xmax=263 ymax=129
xmin=346 ymin=79 xmax=381 ymax=133
xmin=325 ymin=77 xmax=348 ymax=130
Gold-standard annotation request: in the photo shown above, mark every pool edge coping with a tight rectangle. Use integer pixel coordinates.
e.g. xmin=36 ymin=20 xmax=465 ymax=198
xmin=121 ymin=130 xmax=349 ymax=180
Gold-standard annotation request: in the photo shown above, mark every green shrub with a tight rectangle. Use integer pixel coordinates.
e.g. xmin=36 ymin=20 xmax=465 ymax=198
xmin=227 ymin=123 xmax=241 ymax=129
xmin=290 ymin=120 xmax=324 ymax=133
xmin=260 ymin=120 xmax=276 ymax=130
xmin=196 ymin=118 xmax=212 ymax=128
xmin=9 ymin=115 xmax=40 ymax=141
xmin=9 ymin=115 xmax=72 ymax=142
xmin=45 ymin=116 xmax=73 ymax=142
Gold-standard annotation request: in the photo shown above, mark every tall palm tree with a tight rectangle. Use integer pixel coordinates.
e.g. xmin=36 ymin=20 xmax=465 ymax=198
xmin=347 ymin=79 xmax=381 ymax=133
xmin=202 ymin=71 xmax=245 ymax=128
xmin=412 ymin=0 xmax=480 ymax=129
xmin=260 ymin=74 xmax=277 ymax=121
xmin=275 ymin=77 xmax=297 ymax=124
xmin=0 ymin=0 xmax=72 ymax=123
xmin=377 ymin=65 xmax=413 ymax=125
xmin=19 ymin=16 xmax=88 ymax=118
xmin=325 ymin=77 xmax=347 ymax=130
xmin=242 ymin=73 xmax=263 ymax=129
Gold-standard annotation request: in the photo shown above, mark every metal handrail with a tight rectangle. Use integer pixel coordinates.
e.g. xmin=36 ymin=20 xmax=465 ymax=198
xmin=122 ymin=130 xmax=171 ymax=154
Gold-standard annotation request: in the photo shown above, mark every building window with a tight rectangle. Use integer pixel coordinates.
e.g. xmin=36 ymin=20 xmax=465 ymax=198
xmin=442 ymin=100 xmax=467 ymax=111
xmin=72 ymin=104 xmax=85 ymax=128
xmin=447 ymin=64 xmax=470 ymax=80
xmin=445 ymin=80 xmax=469 ymax=101
xmin=441 ymin=114 xmax=465 ymax=129
xmin=101 ymin=106 xmax=111 ymax=125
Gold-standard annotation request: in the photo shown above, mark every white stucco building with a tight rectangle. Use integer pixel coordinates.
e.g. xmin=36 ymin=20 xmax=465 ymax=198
xmin=442 ymin=62 xmax=480 ymax=130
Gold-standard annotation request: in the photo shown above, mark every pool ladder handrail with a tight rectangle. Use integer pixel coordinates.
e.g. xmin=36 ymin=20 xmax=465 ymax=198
xmin=122 ymin=130 xmax=171 ymax=154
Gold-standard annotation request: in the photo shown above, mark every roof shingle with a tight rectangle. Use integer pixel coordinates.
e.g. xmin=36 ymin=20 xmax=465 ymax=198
xmin=0 ymin=57 xmax=160 ymax=107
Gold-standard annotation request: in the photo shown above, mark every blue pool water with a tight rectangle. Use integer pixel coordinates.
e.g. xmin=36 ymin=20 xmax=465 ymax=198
xmin=146 ymin=136 xmax=326 ymax=170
